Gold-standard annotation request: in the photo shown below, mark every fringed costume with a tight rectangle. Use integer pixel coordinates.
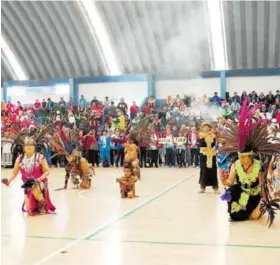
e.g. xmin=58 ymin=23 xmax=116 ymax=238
xmin=218 ymin=97 xmax=280 ymax=227
xmin=50 ymin=128 xmax=95 ymax=190
xmin=116 ymin=164 xmax=138 ymax=198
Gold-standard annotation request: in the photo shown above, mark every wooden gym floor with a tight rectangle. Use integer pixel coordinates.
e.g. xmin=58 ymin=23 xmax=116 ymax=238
xmin=1 ymin=167 xmax=280 ymax=265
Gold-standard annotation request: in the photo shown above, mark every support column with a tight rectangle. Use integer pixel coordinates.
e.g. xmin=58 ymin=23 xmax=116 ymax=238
xmin=220 ymin=71 xmax=226 ymax=98
xmin=69 ymin=78 xmax=79 ymax=105
xmin=147 ymin=74 xmax=156 ymax=97
xmin=2 ymin=82 xmax=8 ymax=102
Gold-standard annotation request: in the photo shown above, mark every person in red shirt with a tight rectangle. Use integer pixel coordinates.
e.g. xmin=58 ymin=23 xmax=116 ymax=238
xmin=142 ymin=104 xmax=151 ymax=115
xmin=6 ymin=102 xmax=14 ymax=113
xmin=276 ymin=109 xmax=280 ymax=124
xmin=130 ymin=101 xmax=139 ymax=120
xmin=34 ymin=99 xmax=41 ymax=110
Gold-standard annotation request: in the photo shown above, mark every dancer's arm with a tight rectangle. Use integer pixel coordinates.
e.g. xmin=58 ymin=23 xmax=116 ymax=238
xmin=222 ymin=163 xmax=236 ymax=186
xmin=5 ymin=161 xmax=21 ymax=185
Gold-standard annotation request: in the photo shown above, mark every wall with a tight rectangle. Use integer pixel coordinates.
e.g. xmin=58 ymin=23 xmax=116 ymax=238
xmin=79 ymin=81 xmax=148 ymax=106
xmin=6 ymin=85 xmax=69 ymax=104
xmin=226 ymin=76 xmax=280 ymax=95
xmin=156 ymin=78 xmax=220 ymax=99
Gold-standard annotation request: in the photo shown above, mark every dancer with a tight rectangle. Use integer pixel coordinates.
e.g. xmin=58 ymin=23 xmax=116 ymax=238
xmin=198 ymin=123 xmax=219 ymax=194
xmin=2 ymin=137 xmax=56 ymax=216
xmin=124 ymin=115 xmax=154 ymax=179
xmin=116 ymin=164 xmax=138 ymax=198
xmin=218 ymin=98 xmax=280 ymax=226
xmin=268 ymin=156 xmax=280 ymax=199
xmin=50 ymin=128 xmax=95 ymax=189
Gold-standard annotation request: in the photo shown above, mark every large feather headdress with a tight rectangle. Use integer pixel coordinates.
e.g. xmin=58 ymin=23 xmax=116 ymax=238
xmin=49 ymin=127 xmax=80 ymax=160
xmin=218 ymin=97 xmax=280 ymax=155
xmin=126 ymin=114 xmax=155 ymax=144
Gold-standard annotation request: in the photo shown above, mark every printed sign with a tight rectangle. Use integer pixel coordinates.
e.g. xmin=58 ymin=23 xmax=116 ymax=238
xmin=174 ymin=137 xmax=187 ymax=144
xmin=158 ymin=138 xmax=172 ymax=145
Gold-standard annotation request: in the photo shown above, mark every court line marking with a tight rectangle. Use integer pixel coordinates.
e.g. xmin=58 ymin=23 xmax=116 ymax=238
xmin=2 ymin=234 xmax=279 ymax=249
xmin=32 ymin=175 xmax=195 ymax=265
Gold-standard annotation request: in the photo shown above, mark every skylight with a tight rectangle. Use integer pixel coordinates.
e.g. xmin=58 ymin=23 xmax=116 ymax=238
xmin=1 ymin=36 xmax=28 ymax=80
xmin=77 ymin=0 xmax=121 ymax=75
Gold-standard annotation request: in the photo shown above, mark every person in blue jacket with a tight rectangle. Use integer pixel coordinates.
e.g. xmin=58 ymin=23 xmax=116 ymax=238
xmin=98 ymin=130 xmax=111 ymax=165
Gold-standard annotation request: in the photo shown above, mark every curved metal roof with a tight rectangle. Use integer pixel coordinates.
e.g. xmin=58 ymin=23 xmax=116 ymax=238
xmin=1 ymin=0 xmax=104 ymax=82
xmin=223 ymin=0 xmax=280 ymax=69
xmin=1 ymin=1 xmax=280 ymax=83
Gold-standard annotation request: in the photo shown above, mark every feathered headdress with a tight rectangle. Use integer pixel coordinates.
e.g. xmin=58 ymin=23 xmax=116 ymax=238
xmin=126 ymin=114 xmax=155 ymax=144
xmin=50 ymin=127 xmax=80 ymax=161
xmin=218 ymin=97 xmax=280 ymax=155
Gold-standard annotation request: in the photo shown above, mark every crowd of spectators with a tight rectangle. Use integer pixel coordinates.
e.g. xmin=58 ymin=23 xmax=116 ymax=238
xmin=1 ymin=89 xmax=280 ymax=169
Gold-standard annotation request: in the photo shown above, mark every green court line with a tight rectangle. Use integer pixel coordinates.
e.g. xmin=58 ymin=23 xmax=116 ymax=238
xmin=2 ymin=234 xmax=279 ymax=249
xmin=118 ymin=239 xmax=280 ymax=249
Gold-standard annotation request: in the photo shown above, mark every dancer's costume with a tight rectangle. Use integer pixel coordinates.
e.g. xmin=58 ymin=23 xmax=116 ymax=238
xmin=124 ymin=115 xmax=154 ymax=179
xmin=50 ymin=128 xmax=95 ymax=189
xmin=218 ymin=98 xmax=280 ymax=226
xmin=268 ymin=156 xmax=280 ymax=199
xmin=199 ymin=123 xmax=219 ymax=191
xmin=1 ymin=128 xmax=56 ymax=216
xmin=116 ymin=174 xmax=138 ymax=198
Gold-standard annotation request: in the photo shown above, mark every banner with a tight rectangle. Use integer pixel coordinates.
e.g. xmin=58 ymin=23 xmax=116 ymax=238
xmin=174 ymin=137 xmax=187 ymax=144
xmin=158 ymin=137 xmax=187 ymax=144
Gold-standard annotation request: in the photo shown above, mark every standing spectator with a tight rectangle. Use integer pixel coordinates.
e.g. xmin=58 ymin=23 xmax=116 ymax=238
xmin=103 ymin=96 xmax=110 ymax=108
xmin=47 ymin=98 xmax=54 ymax=112
xmin=241 ymin=91 xmax=247 ymax=102
xmin=34 ymin=99 xmax=41 ymax=110
xmin=231 ymin=92 xmax=240 ymax=103
xmin=249 ymin=91 xmax=258 ymax=101
xmin=67 ymin=97 xmax=73 ymax=111
xmin=188 ymin=127 xmax=199 ymax=168
xmin=258 ymin=92 xmax=266 ymax=103
xmin=79 ymin=95 xmax=87 ymax=111
xmin=6 ymin=101 xmax=14 ymax=112
xmin=210 ymin=92 xmax=222 ymax=105
xmin=266 ymin=91 xmax=275 ymax=105
xmin=275 ymin=90 xmax=280 ymax=101
xmin=148 ymin=96 xmax=156 ymax=108
xmin=91 ymin=96 xmax=99 ymax=105
xmin=130 ymin=101 xmax=139 ymax=120
xmin=142 ymin=104 xmax=151 ymax=115
xmin=117 ymin=98 xmax=128 ymax=115
xmin=42 ymin=99 xmax=47 ymax=110
xmin=275 ymin=98 xmax=280 ymax=110
xmin=1 ymin=101 xmax=6 ymax=112
xmin=85 ymin=130 xmax=99 ymax=167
